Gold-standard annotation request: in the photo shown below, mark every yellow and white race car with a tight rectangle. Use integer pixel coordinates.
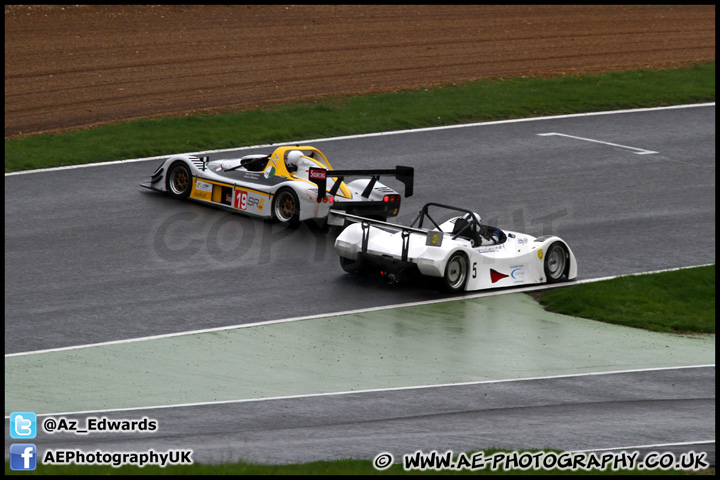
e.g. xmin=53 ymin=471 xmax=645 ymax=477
xmin=141 ymin=146 xmax=413 ymax=225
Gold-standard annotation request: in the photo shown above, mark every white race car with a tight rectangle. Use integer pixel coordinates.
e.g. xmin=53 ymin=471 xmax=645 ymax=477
xmin=333 ymin=203 xmax=577 ymax=292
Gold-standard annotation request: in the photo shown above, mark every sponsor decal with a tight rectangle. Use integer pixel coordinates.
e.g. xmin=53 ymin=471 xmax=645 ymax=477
xmin=477 ymin=246 xmax=501 ymax=253
xmin=537 ymin=249 xmax=544 ymax=260
xmin=195 ymin=180 xmax=212 ymax=193
xmin=510 ymin=264 xmax=525 ymax=283
xmin=190 ymin=179 xmax=212 ymax=201
xmin=309 ymin=168 xmax=327 ymax=180
xmin=425 ymin=231 xmax=443 ymax=247
xmin=490 ymin=269 xmax=509 ymax=283
xmin=246 ymin=196 xmax=263 ymax=210
xmin=264 ymin=166 xmax=276 ymax=179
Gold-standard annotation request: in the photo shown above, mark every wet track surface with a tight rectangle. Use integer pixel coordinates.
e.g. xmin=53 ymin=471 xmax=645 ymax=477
xmin=7 ymin=366 xmax=715 ymax=467
xmin=5 ymin=105 xmax=715 ymax=353
xmin=5 ymin=105 xmax=715 ymax=467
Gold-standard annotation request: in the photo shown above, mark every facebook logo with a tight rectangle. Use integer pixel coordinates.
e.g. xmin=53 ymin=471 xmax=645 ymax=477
xmin=10 ymin=411 xmax=37 ymax=439
xmin=10 ymin=443 xmax=37 ymax=471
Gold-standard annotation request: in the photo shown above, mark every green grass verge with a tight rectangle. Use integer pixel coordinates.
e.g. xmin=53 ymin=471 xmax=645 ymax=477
xmin=535 ymin=266 xmax=715 ymax=334
xmin=4 ymin=62 xmax=714 ymax=173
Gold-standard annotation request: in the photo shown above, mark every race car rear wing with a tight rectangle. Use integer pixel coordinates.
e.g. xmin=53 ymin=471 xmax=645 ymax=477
xmin=330 ymin=202 xmax=486 ymax=256
xmin=329 ymin=210 xmax=442 ymax=262
xmin=309 ymin=166 xmax=414 ymax=200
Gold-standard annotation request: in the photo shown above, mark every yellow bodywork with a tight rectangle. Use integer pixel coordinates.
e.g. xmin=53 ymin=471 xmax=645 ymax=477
xmin=266 ymin=146 xmax=352 ymax=199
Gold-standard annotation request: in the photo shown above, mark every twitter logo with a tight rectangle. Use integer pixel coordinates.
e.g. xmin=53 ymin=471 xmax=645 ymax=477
xmin=10 ymin=412 xmax=37 ymax=439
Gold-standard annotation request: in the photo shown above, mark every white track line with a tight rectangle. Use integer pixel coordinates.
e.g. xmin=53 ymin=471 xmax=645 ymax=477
xmin=537 ymin=132 xmax=658 ymax=154
xmin=5 ymin=263 xmax=714 ymax=358
xmin=6 ymin=364 xmax=714 ymax=418
xmin=5 ymin=103 xmax=715 ymax=177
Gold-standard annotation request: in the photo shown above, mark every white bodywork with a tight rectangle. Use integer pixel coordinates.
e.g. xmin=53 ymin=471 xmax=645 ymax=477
xmin=144 ymin=154 xmax=332 ymax=221
xmin=334 ymin=210 xmax=577 ymax=291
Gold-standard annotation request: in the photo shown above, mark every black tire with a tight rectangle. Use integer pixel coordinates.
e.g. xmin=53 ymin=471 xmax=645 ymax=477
xmin=544 ymin=241 xmax=569 ymax=283
xmin=442 ymin=252 xmax=469 ymax=292
xmin=166 ymin=162 xmax=192 ymax=199
xmin=272 ymin=188 xmax=300 ymax=226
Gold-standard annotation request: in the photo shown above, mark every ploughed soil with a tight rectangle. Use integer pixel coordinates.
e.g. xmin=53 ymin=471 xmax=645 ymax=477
xmin=4 ymin=5 xmax=715 ymax=138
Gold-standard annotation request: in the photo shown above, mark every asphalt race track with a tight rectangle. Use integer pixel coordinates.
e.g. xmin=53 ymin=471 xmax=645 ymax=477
xmin=5 ymin=104 xmax=716 ymax=352
xmin=5 ymin=104 xmax=715 ymax=469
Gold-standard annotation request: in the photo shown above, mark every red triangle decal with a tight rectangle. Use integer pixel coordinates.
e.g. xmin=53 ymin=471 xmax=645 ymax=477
xmin=490 ymin=269 xmax=509 ymax=283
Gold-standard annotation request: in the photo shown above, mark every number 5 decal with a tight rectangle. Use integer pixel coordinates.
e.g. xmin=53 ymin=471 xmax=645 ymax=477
xmin=472 ymin=262 xmax=477 ymax=279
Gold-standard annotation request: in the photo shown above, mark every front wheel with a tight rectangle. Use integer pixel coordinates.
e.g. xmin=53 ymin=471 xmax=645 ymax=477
xmin=272 ymin=188 xmax=300 ymax=226
xmin=442 ymin=252 xmax=469 ymax=293
xmin=544 ymin=242 xmax=569 ymax=283
xmin=166 ymin=162 xmax=192 ymax=199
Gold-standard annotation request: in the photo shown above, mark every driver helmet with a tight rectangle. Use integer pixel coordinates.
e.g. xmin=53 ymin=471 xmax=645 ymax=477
xmin=286 ymin=150 xmax=304 ymax=168
xmin=453 ymin=212 xmax=482 ymax=237
xmin=464 ymin=212 xmax=481 ymax=225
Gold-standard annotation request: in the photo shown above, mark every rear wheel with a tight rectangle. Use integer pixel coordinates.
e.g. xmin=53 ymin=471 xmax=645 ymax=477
xmin=442 ymin=252 xmax=469 ymax=292
xmin=167 ymin=162 xmax=192 ymax=199
xmin=272 ymin=188 xmax=300 ymax=226
xmin=544 ymin=242 xmax=569 ymax=283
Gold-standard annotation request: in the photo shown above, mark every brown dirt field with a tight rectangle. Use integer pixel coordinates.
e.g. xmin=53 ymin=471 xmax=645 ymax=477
xmin=4 ymin=5 xmax=715 ymax=139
